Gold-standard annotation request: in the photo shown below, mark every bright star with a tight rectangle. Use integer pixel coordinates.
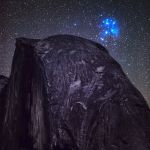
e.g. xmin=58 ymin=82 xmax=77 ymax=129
xmin=105 ymin=31 xmax=108 ymax=34
xmin=73 ymin=23 xmax=77 ymax=26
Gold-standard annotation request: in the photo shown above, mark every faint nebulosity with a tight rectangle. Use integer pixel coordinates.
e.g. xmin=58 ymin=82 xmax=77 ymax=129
xmin=0 ymin=0 xmax=150 ymax=104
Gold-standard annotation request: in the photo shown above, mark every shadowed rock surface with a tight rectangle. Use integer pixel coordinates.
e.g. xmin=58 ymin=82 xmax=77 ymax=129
xmin=0 ymin=75 xmax=8 ymax=92
xmin=0 ymin=75 xmax=9 ymax=144
xmin=0 ymin=35 xmax=150 ymax=150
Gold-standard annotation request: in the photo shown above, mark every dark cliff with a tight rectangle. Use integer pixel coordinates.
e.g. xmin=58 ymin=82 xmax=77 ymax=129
xmin=0 ymin=35 xmax=150 ymax=150
xmin=0 ymin=75 xmax=8 ymax=141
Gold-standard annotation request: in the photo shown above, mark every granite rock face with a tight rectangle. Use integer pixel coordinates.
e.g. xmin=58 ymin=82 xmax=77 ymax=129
xmin=0 ymin=35 xmax=150 ymax=150
xmin=0 ymin=75 xmax=8 ymax=92
xmin=0 ymin=75 xmax=8 ymax=141
xmin=0 ymin=75 xmax=8 ymax=111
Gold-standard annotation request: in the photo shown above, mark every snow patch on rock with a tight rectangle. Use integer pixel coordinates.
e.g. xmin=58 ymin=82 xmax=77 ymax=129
xmin=76 ymin=101 xmax=87 ymax=110
xmin=69 ymin=80 xmax=81 ymax=94
xmin=96 ymin=66 xmax=105 ymax=73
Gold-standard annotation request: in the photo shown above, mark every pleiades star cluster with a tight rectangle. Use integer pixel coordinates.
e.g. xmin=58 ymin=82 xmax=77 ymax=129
xmin=0 ymin=0 xmax=150 ymax=104
xmin=98 ymin=18 xmax=120 ymax=44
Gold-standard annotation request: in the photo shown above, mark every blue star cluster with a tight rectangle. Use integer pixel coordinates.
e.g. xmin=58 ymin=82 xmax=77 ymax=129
xmin=98 ymin=18 xmax=120 ymax=44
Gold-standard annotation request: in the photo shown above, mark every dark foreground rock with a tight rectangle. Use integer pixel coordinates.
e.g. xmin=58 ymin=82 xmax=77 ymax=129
xmin=0 ymin=75 xmax=8 ymax=92
xmin=0 ymin=75 xmax=8 ymax=137
xmin=0 ymin=35 xmax=150 ymax=150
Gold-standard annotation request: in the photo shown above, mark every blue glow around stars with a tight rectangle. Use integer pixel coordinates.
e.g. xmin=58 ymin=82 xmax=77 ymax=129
xmin=98 ymin=18 xmax=120 ymax=45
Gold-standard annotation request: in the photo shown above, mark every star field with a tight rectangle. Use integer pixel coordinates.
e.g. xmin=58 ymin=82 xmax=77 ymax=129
xmin=0 ymin=0 xmax=150 ymax=104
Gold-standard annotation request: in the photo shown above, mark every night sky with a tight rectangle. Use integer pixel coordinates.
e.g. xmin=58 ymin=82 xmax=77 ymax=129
xmin=0 ymin=0 xmax=150 ymax=104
